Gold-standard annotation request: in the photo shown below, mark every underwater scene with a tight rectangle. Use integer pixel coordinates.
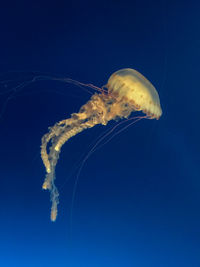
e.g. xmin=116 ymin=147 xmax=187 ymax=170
xmin=0 ymin=0 xmax=200 ymax=266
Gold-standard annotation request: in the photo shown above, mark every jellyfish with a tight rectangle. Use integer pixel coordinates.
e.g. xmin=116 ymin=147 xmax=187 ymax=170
xmin=41 ymin=68 xmax=162 ymax=221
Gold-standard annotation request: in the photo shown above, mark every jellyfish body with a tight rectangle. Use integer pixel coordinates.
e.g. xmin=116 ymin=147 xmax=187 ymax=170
xmin=41 ymin=68 xmax=162 ymax=221
xmin=107 ymin=68 xmax=162 ymax=119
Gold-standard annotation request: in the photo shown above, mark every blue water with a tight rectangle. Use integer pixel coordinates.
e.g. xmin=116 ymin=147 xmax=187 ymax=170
xmin=1 ymin=0 xmax=200 ymax=266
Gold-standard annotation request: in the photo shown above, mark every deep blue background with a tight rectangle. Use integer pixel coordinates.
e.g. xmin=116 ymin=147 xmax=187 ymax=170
xmin=0 ymin=0 xmax=200 ymax=266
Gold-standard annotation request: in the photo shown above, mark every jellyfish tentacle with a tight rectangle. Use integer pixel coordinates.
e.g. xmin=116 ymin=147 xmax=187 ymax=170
xmin=41 ymin=93 xmax=112 ymax=221
xmin=41 ymin=124 xmax=66 ymax=174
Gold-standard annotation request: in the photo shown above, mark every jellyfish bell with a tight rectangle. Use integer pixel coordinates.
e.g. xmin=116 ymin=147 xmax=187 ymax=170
xmin=41 ymin=68 xmax=162 ymax=221
xmin=107 ymin=68 xmax=162 ymax=119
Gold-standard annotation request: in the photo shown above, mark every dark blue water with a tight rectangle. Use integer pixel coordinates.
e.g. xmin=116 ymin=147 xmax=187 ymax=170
xmin=1 ymin=1 xmax=200 ymax=266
